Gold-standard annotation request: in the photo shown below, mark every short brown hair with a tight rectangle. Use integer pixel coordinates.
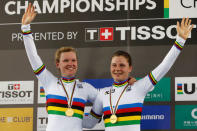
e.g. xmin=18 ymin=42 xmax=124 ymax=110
xmin=111 ymin=50 xmax=132 ymax=66
xmin=55 ymin=47 xmax=77 ymax=63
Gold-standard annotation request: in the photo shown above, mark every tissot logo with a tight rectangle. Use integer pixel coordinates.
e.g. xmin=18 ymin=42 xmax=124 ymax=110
xmin=85 ymin=27 xmax=113 ymax=41
xmin=0 ymin=84 xmax=32 ymax=98
xmin=0 ymin=81 xmax=34 ymax=104
xmin=85 ymin=25 xmax=196 ymax=42
xmin=8 ymin=84 xmax=20 ymax=90
xmin=181 ymin=0 xmax=197 ymax=8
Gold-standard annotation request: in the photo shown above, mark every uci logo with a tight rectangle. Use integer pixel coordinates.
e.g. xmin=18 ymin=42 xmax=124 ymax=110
xmin=177 ymin=83 xmax=196 ymax=95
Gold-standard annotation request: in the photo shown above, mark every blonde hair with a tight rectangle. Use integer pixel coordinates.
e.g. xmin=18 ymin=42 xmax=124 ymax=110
xmin=55 ymin=47 xmax=77 ymax=63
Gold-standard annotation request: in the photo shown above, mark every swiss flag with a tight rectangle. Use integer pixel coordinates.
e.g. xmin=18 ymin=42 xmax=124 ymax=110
xmin=100 ymin=28 xmax=113 ymax=41
xmin=14 ymin=84 xmax=20 ymax=90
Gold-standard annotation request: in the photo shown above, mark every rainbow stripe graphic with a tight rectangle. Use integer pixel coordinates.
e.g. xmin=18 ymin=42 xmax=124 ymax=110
xmin=40 ymin=86 xmax=45 ymax=97
xmin=22 ymin=30 xmax=32 ymax=35
xmin=148 ymin=72 xmax=157 ymax=86
xmin=46 ymin=94 xmax=86 ymax=119
xmin=113 ymin=79 xmax=128 ymax=88
xmin=90 ymin=110 xmax=102 ymax=119
xmin=174 ymin=41 xmax=183 ymax=51
xmin=164 ymin=0 xmax=169 ymax=18
xmin=62 ymin=77 xmax=75 ymax=83
xmin=34 ymin=64 xmax=46 ymax=75
xmin=103 ymin=103 xmax=143 ymax=127
xmin=177 ymin=84 xmax=183 ymax=94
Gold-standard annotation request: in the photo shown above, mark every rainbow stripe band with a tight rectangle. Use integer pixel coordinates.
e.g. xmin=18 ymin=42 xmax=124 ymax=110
xmin=46 ymin=94 xmax=86 ymax=119
xmin=174 ymin=41 xmax=183 ymax=51
xmin=40 ymin=87 xmax=45 ymax=97
xmin=22 ymin=30 xmax=32 ymax=35
xmin=90 ymin=110 xmax=102 ymax=119
xmin=148 ymin=72 xmax=157 ymax=86
xmin=113 ymin=79 xmax=128 ymax=88
xmin=62 ymin=77 xmax=75 ymax=83
xmin=177 ymin=84 xmax=183 ymax=94
xmin=34 ymin=64 xmax=46 ymax=75
xmin=103 ymin=103 xmax=143 ymax=127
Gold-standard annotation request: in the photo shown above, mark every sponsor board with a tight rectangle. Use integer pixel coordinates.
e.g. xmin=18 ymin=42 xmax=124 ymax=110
xmin=0 ymin=0 xmax=162 ymax=23
xmin=84 ymin=78 xmax=170 ymax=101
xmin=175 ymin=77 xmax=197 ymax=101
xmin=169 ymin=0 xmax=197 ymax=18
xmin=0 ymin=108 xmax=33 ymax=131
xmin=37 ymin=107 xmax=48 ymax=131
xmin=38 ymin=81 xmax=46 ymax=104
xmin=141 ymin=105 xmax=171 ymax=130
xmin=2 ymin=18 xmax=196 ymax=50
xmin=145 ymin=77 xmax=170 ymax=101
xmin=0 ymin=81 xmax=34 ymax=104
xmin=175 ymin=105 xmax=197 ymax=129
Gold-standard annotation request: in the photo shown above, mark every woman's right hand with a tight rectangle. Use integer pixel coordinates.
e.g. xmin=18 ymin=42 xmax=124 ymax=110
xmin=22 ymin=3 xmax=37 ymax=25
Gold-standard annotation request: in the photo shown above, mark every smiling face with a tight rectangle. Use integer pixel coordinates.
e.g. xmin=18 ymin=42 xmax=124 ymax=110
xmin=56 ymin=51 xmax=78 ymax=78
xmin=110 ymin=56 xmax=132 ymax=82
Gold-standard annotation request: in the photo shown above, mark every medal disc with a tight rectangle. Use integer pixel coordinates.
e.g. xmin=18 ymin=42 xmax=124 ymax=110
xmin=110 ymin=114 xmax=118 ymax=124
xmin=66 ymin=108 xmax=74 ymax=117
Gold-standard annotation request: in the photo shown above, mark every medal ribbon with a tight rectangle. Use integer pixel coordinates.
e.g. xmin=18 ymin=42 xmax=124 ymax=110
xmin=110 ymin=83 xmax=129 ymax=115
xmin=60 ymin=79 xmax=76 ymax=108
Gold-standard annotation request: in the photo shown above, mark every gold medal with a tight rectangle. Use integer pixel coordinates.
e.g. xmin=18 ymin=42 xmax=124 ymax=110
xmin=66 ymin=108 xmax=74 ymax=117
xmin=109 ymin=83 xmax=129 ymax=124
xmin=60 ymin=79 xmax=76 ymax=117
xmin=110 ymin=114 xmax=118 ymax=124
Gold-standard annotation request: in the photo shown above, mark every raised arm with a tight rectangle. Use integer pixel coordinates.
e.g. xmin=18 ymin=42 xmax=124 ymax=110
xmin=22 ymin=3 xmax=56 ymax=88
xmin=139 ymin=18 xmax=194 ymax=94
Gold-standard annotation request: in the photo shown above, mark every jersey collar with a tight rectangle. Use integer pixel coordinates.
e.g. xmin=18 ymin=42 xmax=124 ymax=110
xmin=113 ymin=79 xmax=128 ymax=88
xmin=61 ymin=76 xmax=75 ymax=83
